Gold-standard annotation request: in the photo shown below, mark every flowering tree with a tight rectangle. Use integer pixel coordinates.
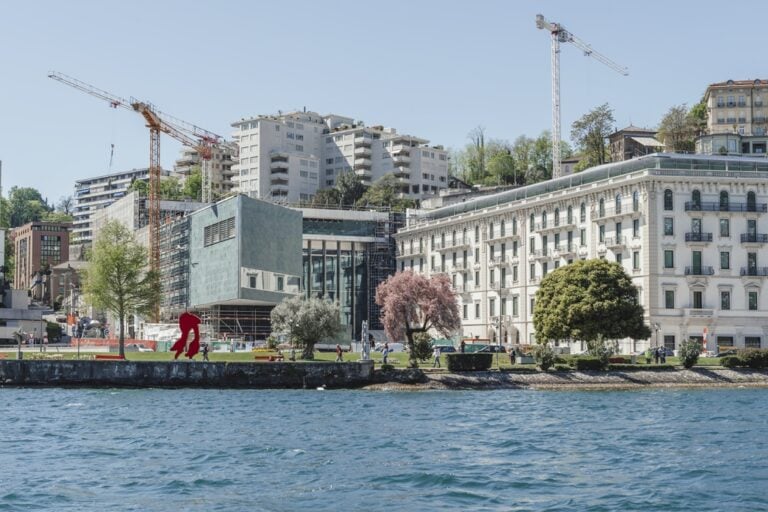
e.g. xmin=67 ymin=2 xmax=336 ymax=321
xmin=375 ymin=271 xmax=461 ymax=366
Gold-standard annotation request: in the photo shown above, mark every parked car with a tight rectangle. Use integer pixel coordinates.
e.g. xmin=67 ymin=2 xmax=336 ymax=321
xmin=374 ymin=342 xmax=407 ymax=352
xmin=125 ymin=343 xmax=154 ymax=352
xmin=433 ymin=345 xmax=456 ymax=353
xmin=478 ymin=345 xmax=507 ymax=353
xmin=714 ymin=349 xmax=738 ymax=357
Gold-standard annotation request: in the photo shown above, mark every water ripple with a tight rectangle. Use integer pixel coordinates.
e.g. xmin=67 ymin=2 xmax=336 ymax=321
xmin=2 ymin=387 xmax=768 ymax=511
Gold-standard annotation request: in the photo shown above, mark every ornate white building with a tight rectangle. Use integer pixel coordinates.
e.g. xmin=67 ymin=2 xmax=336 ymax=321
xmin=395 ymin=153 xmax=768 ymax=354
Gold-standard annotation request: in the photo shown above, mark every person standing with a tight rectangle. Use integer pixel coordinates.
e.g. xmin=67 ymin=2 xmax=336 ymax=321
xmin=460 ymin=340 xmax=466 ymax=353
xmin=335 ymin=344 xmax=343 ymax=362
xmin=510 ymin=347 xmax=516 ymax=365
xmin=202 ymin=343 xmax=210 ymax=362
xmin=382 ymin=342 xmax=389 ymax=364
xmin=432 ymin=346 xmax=441 ymax=368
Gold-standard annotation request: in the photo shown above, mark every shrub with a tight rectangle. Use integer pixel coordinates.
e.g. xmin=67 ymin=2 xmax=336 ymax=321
xmin=379 ymin=364 xmax=395 ymax=372
xmin=740 ymin=349 xmax=768 ymax=369
xmin=554 ymin=364 xmax=572 ymax=372
xmin=679 ymin=339 xmax=701 ymax=368
xmin=720 ymin=356 xmax=743 ymax=368
xmin=266 ymin=336 xmax=278 ymax=350
xmin=608 ymin=357 xmax=630 ymax=364
xmin=445 ymin=353 xmax=493 ymax=372
xmin=533 ymin=344 xmax=556 ymax=371
xmin=412 ymin=332 xmax=433 ymax=362
xmin=570 ymin=356 xmax=605 ymax=371
xmin=608 ymin=363 xmax=675 ymax=371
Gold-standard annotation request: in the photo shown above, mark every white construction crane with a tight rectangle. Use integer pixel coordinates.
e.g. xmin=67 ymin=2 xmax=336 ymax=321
xmin=536 ymin=14 xmax=628 ymax=179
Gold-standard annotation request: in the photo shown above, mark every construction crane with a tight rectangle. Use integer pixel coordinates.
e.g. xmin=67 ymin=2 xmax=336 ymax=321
xmin=536 ymin=14 xmax=628 ymax=179
xmin=49 ymin=71 xmax=227 ymax=319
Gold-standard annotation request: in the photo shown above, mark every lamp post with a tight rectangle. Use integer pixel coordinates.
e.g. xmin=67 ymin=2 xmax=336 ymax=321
xmin=653 ymin=323 xmax=660 ymax=350
xmin=497 ymin=315 xmax=502 ymax=369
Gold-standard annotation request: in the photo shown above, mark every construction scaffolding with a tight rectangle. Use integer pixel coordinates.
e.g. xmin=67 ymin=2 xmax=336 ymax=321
xmin=366 ymin=211 xmax=403 ymax=332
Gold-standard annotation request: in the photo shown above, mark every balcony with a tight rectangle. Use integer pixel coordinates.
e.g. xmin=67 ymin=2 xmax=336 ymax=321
xmin=740 ymin=233 xmax=768 ymax=244
xmin=685 ymin=266 xmax=714 ymax=276
xmin=556 ymin=244 xmax=576 ymax=257
xmin=391 ymin=144 xmax=410 ymax=155
xmin=487 ymin=231 xmax=519 ymax=242
xmin=593 ymin=207 xmax=640 ymax=221
xmin=685 ymin=201 xmax=768 ymax=213
xmin=354 ymin=135 xmax=372 ymax=147
xmin=270 ymin=177 xmax=289 ymax=186
xmin=685 ymin=232 xmax=713 ymax=243
xmin=431 ymin=265 xmax=444 ymax=274
xmin=393 ymin=167 xmax=410 ymax=178
xmin=741 ymin=267 xmax=768 ymax=277
xmin=354 ymin=146 xmax=372 ymax=157
xmin=489 ymin=256 xmax=506 ymax=267
xmin=604 ymin=236 xmax=626 ymax=249
xmin=529 ymin=249 xmax=549 ymax=260
xmin=684 ymin=308 xmax=715 ymax=318
xmin=392 ymin=154 xmax=411 ymax=166
xmin=355 ymin=169 xmax=372 ymax=180
xmin=270 ymin=167 xmax=288 ymax=177
xmin=450 ymin=262 xmax=467 ymax=272
xmin=270 ymin=160 xmax=289 ymax=170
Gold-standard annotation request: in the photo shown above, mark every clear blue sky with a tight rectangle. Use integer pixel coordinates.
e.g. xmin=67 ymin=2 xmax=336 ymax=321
xmin=1 ymin=0 xmax=764 ymax=205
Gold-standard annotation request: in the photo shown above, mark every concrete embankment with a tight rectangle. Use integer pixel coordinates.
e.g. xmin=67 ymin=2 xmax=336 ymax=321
xmin=2 ymin=361 xmax=768 ymax=390
xmin=366 ymin=367 xmax=768 ymax=390
xmin=0 ymin=360 xmax=373 ymax=389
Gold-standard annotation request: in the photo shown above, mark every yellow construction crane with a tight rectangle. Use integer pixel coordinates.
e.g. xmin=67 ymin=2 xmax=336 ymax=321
xmin=536 ymin=14 xmax=628 ymax=178
xmin=49 ymin=71 xmax=226 ymax=320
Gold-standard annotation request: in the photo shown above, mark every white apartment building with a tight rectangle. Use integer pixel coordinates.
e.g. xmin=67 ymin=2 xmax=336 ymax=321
xmin=174 ymin=145 xmax=238 ymax=200
xmin=230 ymin=110 xmax=449 ymax=203
xmin=72 ymin=168 xmax=169 ymax=245
xmin=697 ymin=78 xmax=768 ymax=156
xmin=396 ymin=154 xmax=768 ymax=355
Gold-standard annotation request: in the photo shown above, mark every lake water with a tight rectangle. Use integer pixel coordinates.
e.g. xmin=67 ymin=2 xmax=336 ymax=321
xmin=1 ymin=387 xmax=766 ymax=511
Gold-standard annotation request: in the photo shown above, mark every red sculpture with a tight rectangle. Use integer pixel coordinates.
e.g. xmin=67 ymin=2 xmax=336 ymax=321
xmin=170 ymin=312 xmax=202 ymax=359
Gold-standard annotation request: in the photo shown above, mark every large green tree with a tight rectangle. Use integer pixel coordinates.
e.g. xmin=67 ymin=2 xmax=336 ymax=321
xmin=6 ymin=186 xmax=52 ymax=227
xmin=182 ymin=167 xmax=203 ymax=201
xmin=357 ymin=174 xmax=416 ymax=212
xmin=656 ymin=104 xmax=697 ymax=153
xmin=82 ymin=220 xmax=161 ymax=357
xmin=270 ymin=295 xmax=342 ymax=360
xmin=335 ymin=171 xmax=366 ymax=206
xmin=533 ymin=259 xmax=651 ymax=350
xmin=571 ymin=103 xmax=615 ymax=171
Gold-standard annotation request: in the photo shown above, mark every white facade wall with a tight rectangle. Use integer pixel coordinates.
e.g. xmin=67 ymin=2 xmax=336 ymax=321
xmin=231 ymin=111 xmax=448 ymax=202
xmin=395 ymin=155 xmax=768 ymax=354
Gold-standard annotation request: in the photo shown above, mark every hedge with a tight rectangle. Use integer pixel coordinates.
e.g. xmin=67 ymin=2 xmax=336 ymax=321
xmin=569 ymin=356 xmax=605 ymax=371
xmin=740 ymin=349 xmax=768 ymax=369
xmin=720 ymin=356 xmax=743 ymax=368
xmin=445 ymin=353 xmax=493 ymax=372
xmin=609 ymin=363 xmax=674 ymax=371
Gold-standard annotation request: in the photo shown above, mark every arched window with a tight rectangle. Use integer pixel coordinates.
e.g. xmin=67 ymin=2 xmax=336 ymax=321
xmin=664 ymin=189 xmax=673 ymax=211
xmin=441 ymin=232 xmax=446 ymax=247
xmin=419 ymin=238 xmax=423 ymax=252
xmin=692 ymin=189 xmax=701 ymax=209
xmin=554 ymin=208 xmax=560 ymax=226
xmin=530 ymin=213 xmax=535 ymax=231
xmin=615 ymin=194 xmax=622 ymax=214
xmin=452 ymin=230 xmax=457 ymax=245
xmin=567 ymin=205 xmax=573 ymax=224
xmin=632 ymin=191 xmax=639 ymax=212
xmin=475 ymin=225 xmax=479 ymax=242
xmin=488 ymin=222 xmax=494 ymax=239
xmin=580 ymin=203 xmax=586 ymax=222
xmin=599 ymin=198 xmax=605 ymax=218
xmin=720 ymin=191 xmax=729 ymax=211
xmin=512 ymin=217 xmax=518 ymax=236
xmin=500 ymin=220 xmax=506 ymax=237
xmin=409 ymin=239 xmax=414 ymax=252
xmin=431 ymin=235 xmax=435 ymax=250
xmin=747 ymin=191 xmax=757 ymax=212
xmin=541 ymin=211 xmax=547 ymax=229
xmin=462 ymin=227 xmax=467 ymax=244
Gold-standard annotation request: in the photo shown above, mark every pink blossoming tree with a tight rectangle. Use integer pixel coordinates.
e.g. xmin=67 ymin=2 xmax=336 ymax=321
xmin=375 ymin=271 xmax=461 ymax=366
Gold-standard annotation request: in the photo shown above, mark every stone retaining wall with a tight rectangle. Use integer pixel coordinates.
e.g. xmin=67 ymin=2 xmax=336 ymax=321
xmin=0 ymin=360 xmax=374 ymax=389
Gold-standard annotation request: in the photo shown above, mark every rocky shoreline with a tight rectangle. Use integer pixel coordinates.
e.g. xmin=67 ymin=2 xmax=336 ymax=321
xmin=365 ymin=367 xmax=768 ymax=391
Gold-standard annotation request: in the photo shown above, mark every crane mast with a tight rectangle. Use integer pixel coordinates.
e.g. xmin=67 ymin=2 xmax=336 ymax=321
xmin=49 ymin=71 xmax=228 ymax=320
xmin=536 ymin=14 xmax=628 ymax=179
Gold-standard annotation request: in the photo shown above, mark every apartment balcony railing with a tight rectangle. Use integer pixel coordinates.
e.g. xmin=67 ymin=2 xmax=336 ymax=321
xmin=270 ymin=160 xmax=289 ymax=170
xmin=392 ymin=155 xmax=411 ymax=166
xmin=450 ymin=262 xmax=468 ymax=272
xmin=604 ymin=236 xmax=626 ymax=248
xmin=555 ymin=245 xmax=576 ymax=256
xmin=391 ymin=145 xmax=410 ymax=155
xmin=354 ymin=146 xmax=372 ymax=157
xmin=685 ymin=232 xmax=713 ymax=242
xmin=489 ymin=257 xmax=506 ymax=267
xmin=740 ymin=233 xmax=768 ymax=244
xmin=593 ymin=206 xmax=641 ymax=221
xmin=684 ymin=266 xmax=715 ymax=276
xmin=431 ymin=265 xmax=444 ymax=274
xmin=270 ymin=168 xmax=288 ymax=176
xmin=354 ymin=135 xmax=372 ymax=147
xmin=741 ymin=267 xmax=768 ymax=277
xmin=487 ymin=231 xmax=520 ymax=242
xmin=393 ymin=167 xmax=410 ymax=178
xmin=684 ymin=308 xmax=715 ymax=318
xmin=684 ymin=201 xmax=768 ymax=212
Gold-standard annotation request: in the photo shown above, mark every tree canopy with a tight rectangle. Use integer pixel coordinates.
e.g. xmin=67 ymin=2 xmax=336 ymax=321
xmin=571 ymin=103 xmax=615 ymax=171
xmin=4 ymin=186 xmax=53 ymax=228
xmin=356 ymin=174 xmax=416 ymax=212
xmin=375 ymin=271 xmax=461 ymax=366
xmin=82 ymin=220 xmax=161 ymax=357
xmin=656 ymin=104 xmax=697 ymax=153
xmin=270 ymin=295 xmax=342 ymax=359
xmin=533 ymin=259 xmax=651 ymax=345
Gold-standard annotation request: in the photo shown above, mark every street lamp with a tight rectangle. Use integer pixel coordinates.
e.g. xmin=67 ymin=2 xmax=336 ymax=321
xmin=653 ymin=323 xmax=661 ymax=349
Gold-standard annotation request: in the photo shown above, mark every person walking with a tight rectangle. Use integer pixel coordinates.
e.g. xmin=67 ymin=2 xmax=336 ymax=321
xmin=509 ymin=347 xmax=516 ymax=365
xmin=460 ymin=340 xmax=466 ymax=354
xmin=335 ymin=344 xmax=343 ymax=362
xmin=432 ymin=346 xmax=441 ymax=368
xmin=202 ymin=343 xmax=210 ymax=362
xmin=382 ymin=342 xmax=390 ymax=364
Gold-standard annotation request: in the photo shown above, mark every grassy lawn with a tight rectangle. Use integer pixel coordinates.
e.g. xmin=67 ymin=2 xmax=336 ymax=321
xmin=1 ymin=349 xmax=726 ymax=368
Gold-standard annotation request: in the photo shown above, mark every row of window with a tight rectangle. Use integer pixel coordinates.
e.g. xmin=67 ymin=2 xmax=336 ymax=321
xmin=664 ymin=189 xmax=760 ymax=211
xmin=663 ymin=289 xmax=758 ymax=311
